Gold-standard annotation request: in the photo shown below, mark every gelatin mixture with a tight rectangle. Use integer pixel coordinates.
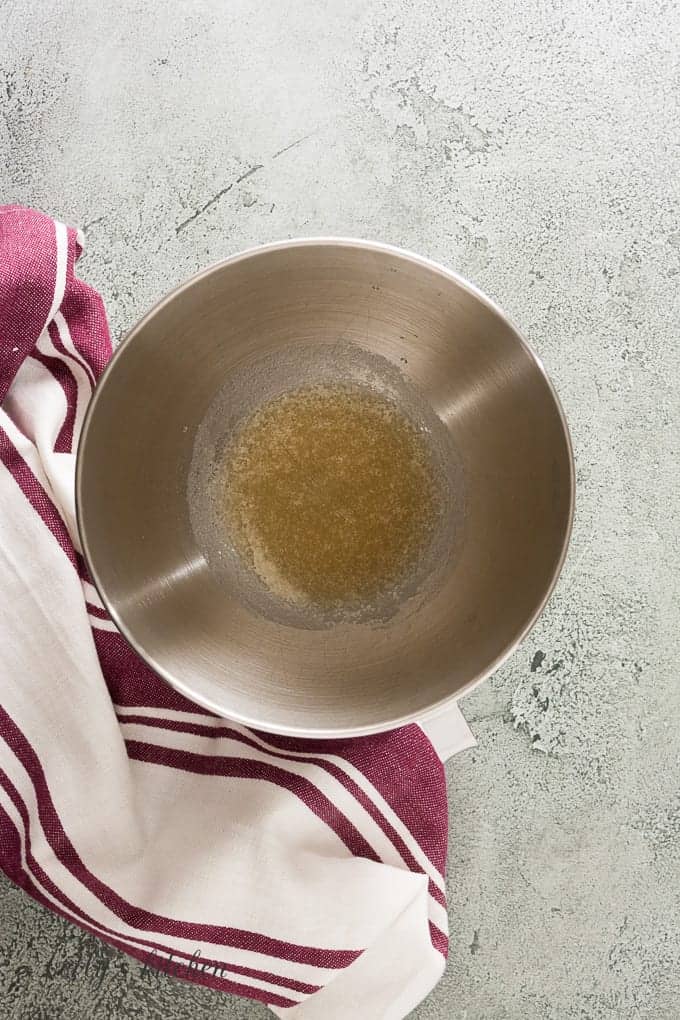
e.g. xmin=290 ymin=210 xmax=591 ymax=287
xmin=221 ymin=384 xmax=441 ymax=606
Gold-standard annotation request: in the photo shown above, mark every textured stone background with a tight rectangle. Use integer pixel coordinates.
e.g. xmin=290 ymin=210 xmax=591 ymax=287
xmin=2 ymin=0 xmax=679 ymax=1017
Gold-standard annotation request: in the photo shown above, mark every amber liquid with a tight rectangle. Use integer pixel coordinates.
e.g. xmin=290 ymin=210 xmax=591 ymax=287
xmin=222 ymin=384 xmax=440 ymax=606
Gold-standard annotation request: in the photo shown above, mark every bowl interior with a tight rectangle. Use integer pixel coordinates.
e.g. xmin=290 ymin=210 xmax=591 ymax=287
xmin=77 ymin=241 xmax=573 ymax=736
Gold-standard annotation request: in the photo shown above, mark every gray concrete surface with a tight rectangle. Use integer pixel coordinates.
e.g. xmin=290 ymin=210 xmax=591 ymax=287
xmin=2 ymin=0 xmax=679 ymax=1017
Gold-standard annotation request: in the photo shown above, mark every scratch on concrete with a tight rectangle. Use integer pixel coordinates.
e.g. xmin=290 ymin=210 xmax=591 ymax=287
xmin=272 ymin=131 xmax=317 ymax=159
xmin=518 ymin=867 xmax=548 ymax=902
xmin=83 ymin=216 xmax=105 ymax=232
xmin=235 ymin=164 xmax=264 ymax=184
xmin=175 ymin=165 xmax=264 ymax=234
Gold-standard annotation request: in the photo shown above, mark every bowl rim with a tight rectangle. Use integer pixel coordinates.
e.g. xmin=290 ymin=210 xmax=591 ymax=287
xmin=76 ymin=236 xmax=576 ymax=738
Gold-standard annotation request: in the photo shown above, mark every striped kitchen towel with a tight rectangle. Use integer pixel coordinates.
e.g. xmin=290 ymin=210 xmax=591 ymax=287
xmin=0 ymin=205 xmax=475 ymax=1019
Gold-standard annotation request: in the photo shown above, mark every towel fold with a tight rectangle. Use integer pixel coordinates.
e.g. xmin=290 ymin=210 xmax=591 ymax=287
xmin=0 ymin=205 xmax=474 ymax=1019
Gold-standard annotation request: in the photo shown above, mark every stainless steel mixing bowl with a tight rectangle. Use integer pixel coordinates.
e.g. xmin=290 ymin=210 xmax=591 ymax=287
xmin=76 ymin=239 xmax=574 ymax=737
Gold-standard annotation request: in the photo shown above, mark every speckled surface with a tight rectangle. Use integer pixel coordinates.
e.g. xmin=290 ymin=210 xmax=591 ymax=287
xmin=2 ymin=1 xmax=679 ymax=1017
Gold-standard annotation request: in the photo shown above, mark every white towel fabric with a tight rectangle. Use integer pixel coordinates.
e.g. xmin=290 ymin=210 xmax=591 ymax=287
xmin=0 ymin=205 xmax=474 ymax=1019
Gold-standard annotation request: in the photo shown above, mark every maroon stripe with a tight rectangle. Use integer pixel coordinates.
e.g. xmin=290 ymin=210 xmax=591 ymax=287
xmin=429 ymin=921 xmax=448 ymax=957
xmin=119 ymin=713 xmax=444 ymax=901
xmin=123 ymin=949 xmax=298 ymax=1007
xmin=48 ymin=318 xmax=96 ymax=389
xmin=75 ymin=551 xmax=90 ymax=581
xmin=0 ymin=769 xmax=319 ymax=996
xmin=0 ymin=706 xmax=362 ymax=969
xmin=429 ymin=881 xmax=446 ymax=910
xmin=86 ymin=601 xmax=110 ymax=620
xmin=125 ymin=738 xmax=379 ymax=863
xmin=93 ymin=629 xmax=214 ymax=715
xmin=0 ymin=804 xmax=296 ymax=1008
xmin=58 ymin=226 xmax=112 ymax=379
xmin=0 ymin=206 xmax=57 ymax=402
xmin=255 ymin=724 xmax=449 ymax=879
xmin=30 ymin=350 xmax=78 ymax=453
xmin=0 ymin=803 xmax=32 ymax=890
xmin=0 ymin=424 xmax=91 ymax=583
xmin=0 ymin=426 xmax=79 ymax=570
